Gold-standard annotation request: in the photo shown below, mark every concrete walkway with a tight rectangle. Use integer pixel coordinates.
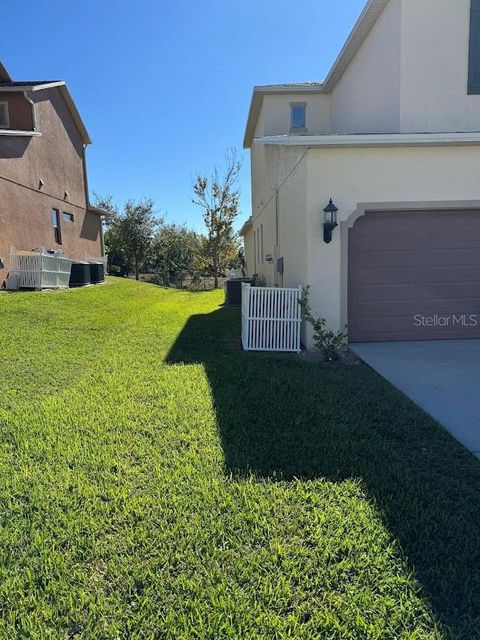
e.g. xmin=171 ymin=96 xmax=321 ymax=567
xmin=351 ymin=340 xmax=480 ymax=458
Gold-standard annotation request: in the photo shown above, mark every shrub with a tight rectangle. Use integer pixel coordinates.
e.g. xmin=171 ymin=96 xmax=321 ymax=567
xmin=299 ymin=286 xmax=348 ymax=361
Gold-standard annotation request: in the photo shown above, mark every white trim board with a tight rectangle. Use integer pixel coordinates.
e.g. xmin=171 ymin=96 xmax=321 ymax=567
xmin=253 ymin=132 xmax=480 ymax=148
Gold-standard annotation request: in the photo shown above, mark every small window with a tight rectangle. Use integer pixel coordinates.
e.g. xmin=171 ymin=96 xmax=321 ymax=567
xmin=290 ymin=102 xmax=307 ymax=131
xmin=469 ymin=0 xmax=480 ymax=93
xmin=63 ymin=212 xmax=74 ymax=222
xmin=0 ymin=102 xmax=10 ymax=129
xmin=51 ymin=208 xmax=62 ymax=244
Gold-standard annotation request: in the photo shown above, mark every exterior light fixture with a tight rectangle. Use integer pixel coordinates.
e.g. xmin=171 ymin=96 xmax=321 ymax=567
xmin=323 ymin=198 xmax=338 ymax=244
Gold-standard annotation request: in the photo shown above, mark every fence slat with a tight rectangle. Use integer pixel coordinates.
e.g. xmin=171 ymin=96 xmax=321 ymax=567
xmin=241 ymin=284 xmax=302 ymax=353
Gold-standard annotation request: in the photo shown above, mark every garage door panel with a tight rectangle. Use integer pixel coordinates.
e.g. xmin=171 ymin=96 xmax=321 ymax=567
xmin=350 ymin=250 xmax=418 ymax=268
xmin=348 ymin=210 xmax=480 ymax=342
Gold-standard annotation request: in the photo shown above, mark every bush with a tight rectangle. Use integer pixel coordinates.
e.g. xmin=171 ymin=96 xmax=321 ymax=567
xmin=299 ymin=286 xmax=348 ymax=361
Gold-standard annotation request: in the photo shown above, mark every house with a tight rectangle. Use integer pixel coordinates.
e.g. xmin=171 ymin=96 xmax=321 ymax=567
xmin=0 ymin=59 xmax=104 ymax=284
xmin=241 ymin=0 xmax=480 ymax=346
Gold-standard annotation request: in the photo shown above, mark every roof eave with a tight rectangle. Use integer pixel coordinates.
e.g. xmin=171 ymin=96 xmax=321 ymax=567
xmin=0 ymin=60 xmax=12 ymax=82
xmin=243 ymin=84 xmax=324 ymax=149
xmin=58 ymin=85 xmax=91 ymax=145
xmin=87 ymin=206 xmax=108 ymax=216
xmin=0 ymin=81 xmax=91 ymax=145
xmin=323 ymin=0 xmax=390 ymax=93
xmin=253 ymin=132 xmax=480 ymax=148
xmin=239 ymin=217 xmax=253 ymax=236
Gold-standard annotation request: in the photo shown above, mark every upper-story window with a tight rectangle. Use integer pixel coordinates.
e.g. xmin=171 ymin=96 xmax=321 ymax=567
xmin=63 ymin=212 xmax=74 ymax=222
xmin=0 ymin=102 xmax=10 ymax=129
xmin=290 ymin=102 xmax=307 ymax=132
xmin=468 ymin=0 xmax=480 ymax=94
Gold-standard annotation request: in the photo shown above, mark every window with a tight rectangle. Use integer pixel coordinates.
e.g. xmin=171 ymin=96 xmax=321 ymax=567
xmin=469 ymin=0 xmax=480 ymax=93
xmin=51 ymin=208 xmax=62 ymax=244
xmin=254 ymin=230 xmax=257 ymax=270
xmin=290 ymin=102 xmax=307 ymax=131
xmin=63 ymin=212 xmax=74 ymax=222
xmin=0 ymin=102 xmax=10 ymax=129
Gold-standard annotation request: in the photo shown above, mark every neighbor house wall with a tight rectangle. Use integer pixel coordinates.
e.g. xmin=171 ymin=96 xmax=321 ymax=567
xmin=330 ymin=0 xmax=402 ymax=134
xmin=0 ymin=87 xmax=102 ymax=280
xmin=0 ymin=92 xmax=33 ymax=131
xmin=305 ymin=144 xmax=480 ymax=347
xmin=400 ymin=0 xmax=480 ymax=132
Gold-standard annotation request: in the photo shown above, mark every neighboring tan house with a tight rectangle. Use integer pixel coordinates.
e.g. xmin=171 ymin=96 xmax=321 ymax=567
xmin=241 ymin=0 xmax=480 ymax=346
xmin=0 ymin=59 xmax=104 ymax=284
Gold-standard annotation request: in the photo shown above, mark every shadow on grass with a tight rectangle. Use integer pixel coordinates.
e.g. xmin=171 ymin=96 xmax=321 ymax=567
xmin=166 ymin=306 xmax=480 ymax=639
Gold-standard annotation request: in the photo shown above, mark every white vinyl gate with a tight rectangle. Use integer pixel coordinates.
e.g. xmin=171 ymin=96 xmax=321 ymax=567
xmin=241 ymin=283 xmax=302 ymax=352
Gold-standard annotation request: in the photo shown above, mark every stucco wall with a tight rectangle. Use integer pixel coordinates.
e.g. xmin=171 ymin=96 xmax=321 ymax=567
xmin=245 ymin=144 xmax=308 ymax=289
xmin=0 ymin=87 xmax=102 ymax=281
xmin=330 ymin=0 xmax=402 ymax=134
xmin=262 ymin=94 xmax=330 ymax=138
xmin=304 ymin=144 xmax=480 ymax=347
xmin=400 ymin=0 xmax=480 ymax=132
xmin=0 ymin=92 xmax=33 ymax=131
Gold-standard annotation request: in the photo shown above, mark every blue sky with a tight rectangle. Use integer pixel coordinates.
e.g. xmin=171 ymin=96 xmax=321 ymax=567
xmin=1 ymin=0 xmax=365 ymax=231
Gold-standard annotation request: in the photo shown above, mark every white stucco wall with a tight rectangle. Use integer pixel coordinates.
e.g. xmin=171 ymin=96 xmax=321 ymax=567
xmin=304 ymin=144 xmax=480 ymax=347
xmin=244 ymin=143 xmax=308 ymax=289
xmin=262 ymin=94 xmax=330 ymax=138
xmin=400 ymin=0 xmax=480 ymax=132
xmin=330 ymin=0 xmax=402 ymax=134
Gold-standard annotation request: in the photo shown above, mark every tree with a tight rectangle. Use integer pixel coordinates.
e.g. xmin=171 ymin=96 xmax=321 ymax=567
xmin=94 ymin=195 xmax=161 ymax=280
xmin=192 ymin=149 xmax=242 ymax=288
xmin=151 ymin=223 xmax=204 ymax=287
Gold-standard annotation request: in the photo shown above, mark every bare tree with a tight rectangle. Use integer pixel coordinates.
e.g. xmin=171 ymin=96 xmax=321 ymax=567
xmin=192 ymin=149 xmax=241 ymax=288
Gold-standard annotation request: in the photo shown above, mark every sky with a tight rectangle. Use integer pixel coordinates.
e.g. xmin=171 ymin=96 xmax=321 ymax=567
xmin=1 ymin=0 xmax=366 ymax=232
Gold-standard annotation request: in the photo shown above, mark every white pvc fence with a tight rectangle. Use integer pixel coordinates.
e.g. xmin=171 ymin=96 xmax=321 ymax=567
xmin=241 ymin=283 xmax=302 ymax=352
xmin=9 ymin=249 xmax=72 ymax=289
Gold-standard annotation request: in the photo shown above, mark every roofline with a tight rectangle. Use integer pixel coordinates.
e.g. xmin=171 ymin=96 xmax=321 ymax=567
xmin=0 ymin=81 xmax=65 ymax=92
xmin=58 ymin=85 xmax=91 ymax=145
xmin=323 ymin=0 xmax=389 ymax=92
xmin=87 ymin=205 xmax=108 ymax=216
xmin=0 ymin=61 xmax=11 ymax=82
xmin=243 ymin=0 xmax=390 ymax=148
xmin=0 ymin=80 xmax=91 ymax=145
xmin=243 ymin=84 xmax=323 ymax=149
xmin=239 ymin=216 xmax=253 ymax=236
xmin=253 ymin=132 xmax=480 ymax=149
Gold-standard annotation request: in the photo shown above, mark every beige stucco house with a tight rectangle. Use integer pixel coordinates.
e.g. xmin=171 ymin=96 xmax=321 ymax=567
xmin=241 ymin=0 xmax=480 ymax=346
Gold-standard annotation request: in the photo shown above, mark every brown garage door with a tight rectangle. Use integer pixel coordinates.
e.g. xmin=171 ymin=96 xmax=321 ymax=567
xmin=348 ymin=210 xmax=480 ymax=342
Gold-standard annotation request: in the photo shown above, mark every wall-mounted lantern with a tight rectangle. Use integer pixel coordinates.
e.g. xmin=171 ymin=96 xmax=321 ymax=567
xmin=323 ymin=198 xmax=338 ymax=244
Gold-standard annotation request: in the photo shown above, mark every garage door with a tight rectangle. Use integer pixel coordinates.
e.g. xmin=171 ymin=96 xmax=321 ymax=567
xmin=348 ymin=210 xmax=480 ymax=342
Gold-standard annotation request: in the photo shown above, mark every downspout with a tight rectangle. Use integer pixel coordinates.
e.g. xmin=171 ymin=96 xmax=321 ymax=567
xmin=23 ymin=91 xmax=37 ymax=131
xmin=82 ymin=144 xmax=105 ymax=257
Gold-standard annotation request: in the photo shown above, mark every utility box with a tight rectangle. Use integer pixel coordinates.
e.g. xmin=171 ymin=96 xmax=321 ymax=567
xmin=225 ymin=278 xmax=253 ymax=307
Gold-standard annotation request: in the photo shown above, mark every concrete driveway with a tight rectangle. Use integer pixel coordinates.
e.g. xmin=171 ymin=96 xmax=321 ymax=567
xmin=350 ymin=340 xmax=480 ymax=458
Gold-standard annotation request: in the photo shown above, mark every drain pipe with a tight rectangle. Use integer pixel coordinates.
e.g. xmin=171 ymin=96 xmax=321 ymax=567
xmin=23 ymin=91 xmax=37 ymax=131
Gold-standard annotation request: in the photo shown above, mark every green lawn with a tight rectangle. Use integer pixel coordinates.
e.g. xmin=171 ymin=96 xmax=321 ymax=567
xmin=0 ymin=278 xmax=479 ymax=639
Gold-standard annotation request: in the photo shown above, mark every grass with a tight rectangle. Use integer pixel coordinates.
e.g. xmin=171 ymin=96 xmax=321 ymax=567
xmin=0 ymin=278 xmax=479 ymax=639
